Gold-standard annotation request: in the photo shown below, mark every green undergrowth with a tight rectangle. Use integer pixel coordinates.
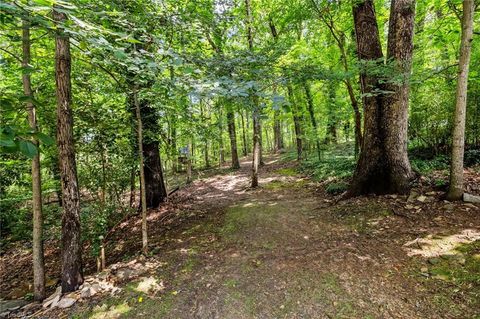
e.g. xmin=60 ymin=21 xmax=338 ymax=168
xmin=299 ymin=144 xmax=356 ymax=182
xmin=274 ymin=167 xmax=298 ymax=176
xmin=279 ymin=144 xmax=479 ymax=195
xmin=410 ymin=155 xmax=450 ymax=174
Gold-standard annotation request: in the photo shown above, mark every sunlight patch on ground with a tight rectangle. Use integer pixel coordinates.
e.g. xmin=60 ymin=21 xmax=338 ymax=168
xmin=90 ymin=302 xmax=130 ymax=319
xmin=134 ymin=276 xmax=164 ymax=294
xmin=404 ymin=229 xmax=480 ymax=258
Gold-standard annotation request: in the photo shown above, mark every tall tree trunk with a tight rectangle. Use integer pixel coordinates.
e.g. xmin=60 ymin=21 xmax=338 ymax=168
xmin=348 ymin=0 xmax=415 ymax=196
xmin=143 ymin=141 xmax=167 ymax=207
xmin=273 ymin=109 xmax=283 ymax=152
xmin=269 ymin=20 xmax=284 ymax=154
xmin=54 ymin=8 xmax=83 ymax=293
xmin=133 ymin=87 xmax=148 ymax=253
xmin=218 ymin=109 xmax=225 ymax=166
xmin=325 ymin=79 xmax=338 ymax=144
xmin=227 ymin=108 xmax=240 ymax=169
xmin=447 ymin=0 xmax=475 ymax=200
xmin=129 ymin=163 xmax=136 ymax=208
xmin=252 ymin=97 xmax=261 ymax=187
xmin=383 ymin=0 xmax=416 ymax=192
xmin=303 ymin=81 xmax=321 ymax=160
xmin=171 ymin=119 xmax=178 ymax=173
xmin=139 ymin=98 xmax=167 ymax=208
xmin=22 ymin=18 xmax=45 ymax=301
xmin=187 ymin=141 xmax=193 ymax=183
xmin=345 ymin=80 xmax=363 ymax=156
xmin=245 ymin=0 xmax=261 ymax=186
xmin=287 ymin=84 xmax=303 ymax=161
xmin=240 ymin=109 xmax=248 ymax=156
xmin=264 ymin=125 xmax=270 ymax=152
xmin=204 ymin=142 xmax=210 ymax=168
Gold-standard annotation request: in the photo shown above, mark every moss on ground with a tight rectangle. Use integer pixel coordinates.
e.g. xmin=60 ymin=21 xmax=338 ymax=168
xmin=412 ymin=240 xmax=480 ymax=318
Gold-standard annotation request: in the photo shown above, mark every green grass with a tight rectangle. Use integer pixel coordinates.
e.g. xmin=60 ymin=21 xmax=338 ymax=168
xmin=264 ymin=179 xmax=308 ymax=190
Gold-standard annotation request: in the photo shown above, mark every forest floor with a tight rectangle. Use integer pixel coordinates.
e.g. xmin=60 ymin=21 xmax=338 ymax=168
xmin=2 ymin=153 xmax=480 ymax=318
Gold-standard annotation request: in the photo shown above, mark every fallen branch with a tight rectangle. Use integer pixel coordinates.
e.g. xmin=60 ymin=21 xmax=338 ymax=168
xmin=168 ymin=186 xmax=180 ymax=196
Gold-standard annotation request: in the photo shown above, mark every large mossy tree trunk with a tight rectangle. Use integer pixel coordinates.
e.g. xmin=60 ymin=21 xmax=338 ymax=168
xmin=54 ymin=8 xmax=83 ymax=293
xmin=348 ymin=0 xmax=415 ymax=196
xmin=447 ymin=0 xmax=475 ymax=200
xmin=22 ymin=18 xmax=45 ymax=301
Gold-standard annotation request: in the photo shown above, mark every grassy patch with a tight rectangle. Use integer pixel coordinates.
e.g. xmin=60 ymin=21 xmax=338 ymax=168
xmin=414 ymin=240 xmax=480 ymax=317
xmin=264 ymin=179 xmax=308 ymax=190
xmin=220 ymin=203 xmax=277 ymax=241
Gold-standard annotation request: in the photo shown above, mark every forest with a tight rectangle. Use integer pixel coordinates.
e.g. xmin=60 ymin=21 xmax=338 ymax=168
xmin=1 ymin=0 xmax=480 ymax=318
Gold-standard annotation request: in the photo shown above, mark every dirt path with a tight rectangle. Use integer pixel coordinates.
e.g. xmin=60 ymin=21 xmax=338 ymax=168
xmin=7 ymin=155 xmax=479 ymax=318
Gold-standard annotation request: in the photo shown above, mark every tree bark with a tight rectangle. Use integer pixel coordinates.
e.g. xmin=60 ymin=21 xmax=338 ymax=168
xmin=187 ymin=142 xmax=193 ymax=183
xmin=240 ymin=109 xmax=248 ymax=156
xmin=303 ymin=81 xmax=321 ymax=160
xmin=348 ymin=0 xmax=415 ymax=196
xmin=139 ymin=98 xmax=167 ymax=208
xmin=447 ymin=0 xmax=475 ymax=200
xmin=22 ymin=18 xmax=45 ymax=301
xmin=325 ymin=79 xmax=338 ymax=144
xmin=287 ymin=84 xmax=303 ymax=161
xmin=133 ymin=87 xmax=148 ymax=253
xmin=218 ymin=108 xmax=225 ymax=166
xmin=245 ymin=0 xmax=261 ymax=186
xmin=269 ymin=19 xmax=284 ymax=154
xmin=345 ymin=79 xmax=363 ymax=156
xmin=54 ymin=8 xmax=83 ymax=293
xmin=227 ymin=108 xmax=240 ymax=169
xmin=252 ymin=97 xmax=261 ymax=187
xmin=273 ymin=109 xmax=283 ymax=152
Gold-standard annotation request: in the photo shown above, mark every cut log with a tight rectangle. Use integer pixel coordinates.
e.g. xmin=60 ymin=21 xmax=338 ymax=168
xmin=463 ymin=193 xmax=480 ymax=204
